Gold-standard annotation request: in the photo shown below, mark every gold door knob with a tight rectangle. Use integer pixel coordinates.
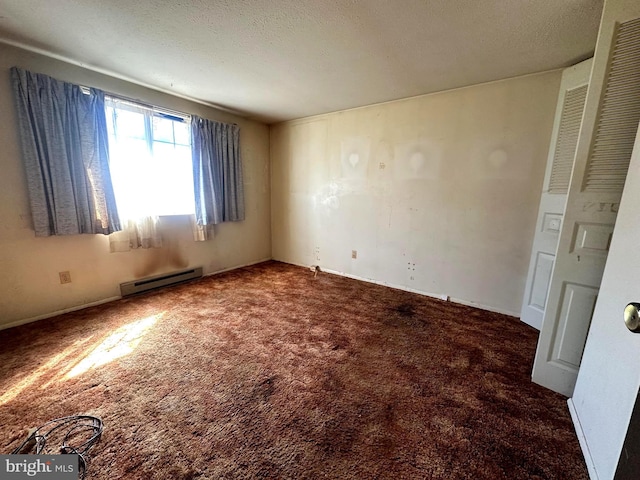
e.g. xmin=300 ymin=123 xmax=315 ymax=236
xmin=624 ymin=303 xmax=640 ymax=332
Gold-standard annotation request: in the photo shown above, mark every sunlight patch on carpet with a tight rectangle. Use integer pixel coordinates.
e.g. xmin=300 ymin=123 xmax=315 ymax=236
xmin=65 ymin=313 xmax=163 ymax=379
xmin=0 ymin=336 xmax=96 ymax=405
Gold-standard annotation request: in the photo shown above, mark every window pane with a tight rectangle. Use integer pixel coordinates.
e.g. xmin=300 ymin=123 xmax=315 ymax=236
xmin=109 ymin=138 xmax=155 ymax=219
xmin=174 ymin=121 xmax=191 ymax=146
xmin=152 ymin=143 xmax=195 ymax=215
xmin=114 ymin=109 xmax=147 ymax=140
xmin=153 ymin=116 xmax=175 ymax=143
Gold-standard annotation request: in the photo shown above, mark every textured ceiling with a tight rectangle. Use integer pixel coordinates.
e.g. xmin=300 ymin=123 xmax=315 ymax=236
xmin=0 ymin=0 xmax=604 ymax=124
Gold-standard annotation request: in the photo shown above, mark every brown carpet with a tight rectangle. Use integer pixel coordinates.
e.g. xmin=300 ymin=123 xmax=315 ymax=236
xmin=0 ymin=261 xmax=587 ymax=479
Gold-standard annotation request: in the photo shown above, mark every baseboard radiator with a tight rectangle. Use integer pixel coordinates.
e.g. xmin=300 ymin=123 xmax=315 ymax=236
xmin=120 ymin=267 xmax=203 ymax=297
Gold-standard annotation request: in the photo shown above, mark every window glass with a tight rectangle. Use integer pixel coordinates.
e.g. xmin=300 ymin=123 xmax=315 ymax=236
xmin=174 ymin=121 xmax=191 ymax=146
xmin=105 ymin=99 xmax=195 ymax=219
xmin=153 ymin=115 xmax=175 ymax=144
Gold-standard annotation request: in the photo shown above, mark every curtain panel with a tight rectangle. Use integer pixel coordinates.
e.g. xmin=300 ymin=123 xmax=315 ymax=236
xmin=191 ymin=116 xmax=244 ymax=236
xmin=10 ymin=67 xmax=121 ymax=236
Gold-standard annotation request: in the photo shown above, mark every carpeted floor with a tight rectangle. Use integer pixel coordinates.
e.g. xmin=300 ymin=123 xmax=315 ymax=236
xmin=0 ymin=261 xmax=588 ymax=479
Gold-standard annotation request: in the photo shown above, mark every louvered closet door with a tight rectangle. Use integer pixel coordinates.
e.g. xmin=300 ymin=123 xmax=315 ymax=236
xmin=532 ymin=15 xmax=640 ymax=397
xmin=520 ymin=61 xmax=590 ymax=330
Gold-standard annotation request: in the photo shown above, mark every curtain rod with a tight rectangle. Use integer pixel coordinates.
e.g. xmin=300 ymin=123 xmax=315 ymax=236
xmin=104 ymin=93 xmax=191 ymax=121
xmin=81 ymin=85 xmax=237 ymax=126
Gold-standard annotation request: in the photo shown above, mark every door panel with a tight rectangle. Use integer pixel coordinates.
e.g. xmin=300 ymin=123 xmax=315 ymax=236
xmin=533 ymin=12 xmax=640 ymax=397
xmin=520 ymin=61 xmax=591 ymax=330
xmin=551 ymin=282 xmax=598 ymax=368
xmin=529 ymin=253 xmax=554 ymax=310
xmin=571 ymin=222 xmax=614 ymax=256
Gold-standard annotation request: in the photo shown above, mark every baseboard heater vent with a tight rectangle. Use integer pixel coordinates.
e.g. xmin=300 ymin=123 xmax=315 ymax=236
xmin=120 ymin=266 xmax=203 ymax=297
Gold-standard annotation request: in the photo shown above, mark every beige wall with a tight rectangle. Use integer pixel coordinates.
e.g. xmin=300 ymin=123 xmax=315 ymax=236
xmin=0 ymin=44 xmax=271 ymax=328
xmin=271 ymin=71 xmax=562 ymax=316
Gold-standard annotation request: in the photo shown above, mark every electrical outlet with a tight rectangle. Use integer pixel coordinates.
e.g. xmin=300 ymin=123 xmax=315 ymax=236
xmin=59 ymin=271 xmax=72 ymax=284
xmin=351 ymin=250 xmax=357 ymax=259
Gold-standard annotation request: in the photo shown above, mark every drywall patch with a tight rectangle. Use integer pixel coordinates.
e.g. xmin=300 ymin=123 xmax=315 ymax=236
xmin=394 ymin=141 xmax=441 ymax=180
xmin=341 ymin=137 xmax=370 ymax=179
xmin=470 ymin=144 xmax=531 ymax=180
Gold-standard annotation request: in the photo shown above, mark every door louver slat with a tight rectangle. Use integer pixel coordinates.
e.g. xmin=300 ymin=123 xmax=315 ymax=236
xmin=548 ymin=85 xmax=588 ymax=194
xmin=584 ymin=17 xmax=640 ymax=192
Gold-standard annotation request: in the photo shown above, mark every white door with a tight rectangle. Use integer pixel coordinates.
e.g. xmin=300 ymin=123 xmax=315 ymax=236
xmin=532 ymin=9 xmax=640 ymax=397
xmin=520 ymin=60 xmax=591 ymax=330
xmin=569 ymin=121 xmax=640 ymax=480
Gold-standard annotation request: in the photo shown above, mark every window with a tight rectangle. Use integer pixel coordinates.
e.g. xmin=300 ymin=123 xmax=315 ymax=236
xmin=105 ymin=97 xmax=195 ymax=219
xmin=12 ymin=67 xmax=243 ymax=243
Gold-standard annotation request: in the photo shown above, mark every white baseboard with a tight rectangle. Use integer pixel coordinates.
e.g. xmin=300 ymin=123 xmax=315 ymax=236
xmin=292 ymin=261 xmax=520 ymax=318
xmin=203 ymin=257 xmax=272 ymax=277
xmin=0 ymin=296 xmax=121 ymax=331
xmin=447 ymin=296 xmax=520 ymax=318
xmin=568 ymin=398 xmax=599 ymax=480
xmin=1 ymin=257 xmax=274 ymax=332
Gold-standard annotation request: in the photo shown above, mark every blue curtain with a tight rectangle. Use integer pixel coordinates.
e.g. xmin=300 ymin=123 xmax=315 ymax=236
xmin=191 ymin=116 xmax=244 ymax=226
xmin=11 ymin=67 xmax=121 ymax=236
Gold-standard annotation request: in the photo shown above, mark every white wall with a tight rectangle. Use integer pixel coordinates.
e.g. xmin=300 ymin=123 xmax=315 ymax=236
xmin=0 ymin=44 xmax=271 ymax=328
xmin=271 ymin=72 xmax=561 ymax=316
